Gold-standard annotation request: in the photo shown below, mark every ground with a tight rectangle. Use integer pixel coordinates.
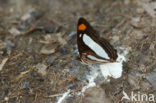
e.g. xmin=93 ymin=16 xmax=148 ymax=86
xmin=0 ymin=0 xmax=156 ymax=103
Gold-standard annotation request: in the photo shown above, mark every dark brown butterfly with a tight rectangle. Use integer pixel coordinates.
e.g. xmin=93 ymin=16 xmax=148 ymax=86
xmin=77 ymin=17 xmax=118 ymax=64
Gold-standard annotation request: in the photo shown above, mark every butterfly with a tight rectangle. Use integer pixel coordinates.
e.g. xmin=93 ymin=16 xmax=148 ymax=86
xmin=77 ymin=17 xmax=118 ymax=64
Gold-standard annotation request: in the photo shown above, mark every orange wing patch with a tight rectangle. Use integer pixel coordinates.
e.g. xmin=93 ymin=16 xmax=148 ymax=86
xmin=85 ymin=51 xmax=94 ymax=55
xmin=110 ymin=58 xmax=114 ymax=62
xmin=78 ymin=24 xmax=87 ymax=31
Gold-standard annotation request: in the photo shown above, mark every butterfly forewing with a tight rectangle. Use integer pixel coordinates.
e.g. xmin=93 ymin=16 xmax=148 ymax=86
xmin=77 ymin=17 xmax=118 ymax=63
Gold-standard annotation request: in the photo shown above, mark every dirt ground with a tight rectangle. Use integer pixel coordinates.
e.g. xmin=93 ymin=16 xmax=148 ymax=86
xmin=0 ymin=0 xmax=156 ymax=103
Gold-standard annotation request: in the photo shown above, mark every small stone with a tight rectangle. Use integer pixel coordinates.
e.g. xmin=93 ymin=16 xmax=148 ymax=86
xmin=36 ymin=63 xmax=47 ymax=76
xmin=132 ymin=17 xmax=140 ymax=23
xmin=21 ymin=12 xmax=31 ymax=21
xmin=40 ymin=47 xmax=55 ymax=55
xmin=130 ymin=17 xmax=141 ymax=28
xmin=9 ymin=27 xmax=21 ymax=36
xmin=149 ymin=43 xmax=155 ymax=50
xmin=4 ymin=97 xmax=9 ymax=101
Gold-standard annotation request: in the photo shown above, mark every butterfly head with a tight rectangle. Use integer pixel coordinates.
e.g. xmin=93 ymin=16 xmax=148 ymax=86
xmin=77 ymin=17 xmax=90 ymax=31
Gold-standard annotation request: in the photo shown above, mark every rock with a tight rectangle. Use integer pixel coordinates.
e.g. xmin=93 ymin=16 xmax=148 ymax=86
xmin=36 ymin=63 xmax=47 ymax=76
xmin=149 ymin=43 xmax=155 ymax=50
xmin=146 ymin=69 xmax=156 ymax=90
xmin=9 ymin=27 xmax=21 ymax=36
xmin=40 ymin=47 xmax=55 ymax=55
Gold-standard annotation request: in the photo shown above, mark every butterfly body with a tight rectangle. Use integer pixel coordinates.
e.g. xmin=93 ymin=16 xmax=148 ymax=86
xmin=77 ymin=18 xmax=118 ymax=64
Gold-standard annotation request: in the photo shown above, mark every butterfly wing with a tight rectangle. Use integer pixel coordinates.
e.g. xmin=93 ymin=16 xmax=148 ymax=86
xmin=77 ymin=17 xmax=118 ymax=63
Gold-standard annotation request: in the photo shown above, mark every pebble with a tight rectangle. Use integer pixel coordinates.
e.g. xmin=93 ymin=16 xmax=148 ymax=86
xmin=9 ymin=27 xmax=21 ymax=36
xmin=36 ymin=63 xmax=47 ymax=76
xmin=149 ymin=43 xmax=155 ymax=50
xmin=40 ymin=47 xmax=55 ymax=55
xmin=4 ymin=97 xmax=9 ymax=101
xmin=130 ymin=17 xmax=141 ymax=28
